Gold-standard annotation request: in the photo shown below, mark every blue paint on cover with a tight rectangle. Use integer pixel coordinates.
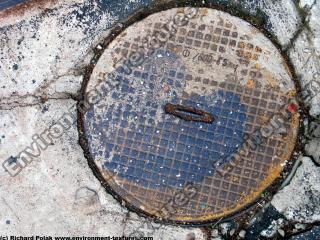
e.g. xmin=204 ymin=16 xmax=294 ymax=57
xmin=85 ymin=48 xmax=247 ymax=189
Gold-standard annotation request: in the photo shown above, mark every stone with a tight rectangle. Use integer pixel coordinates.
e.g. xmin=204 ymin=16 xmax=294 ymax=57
xmin=239 ymin=230 xmax=246 ymax=239
xmin=219 ymin=222 xmax=232 ymax=235
xmin=260 ymin=218 xmax=285 ymax=238
xmin=307 ymin=121 xmax=320 ymax=138
xmin=305 ymin=139 xmax=320 ymax=164
xmin=229 ymin=228 xmax=236 ymax=236
xmin=278 ymin=229 xmax=285 ymax=237
xmin=294 ymin=223 xmax=307 ymax=230
xmin=299 ymin=0 xmax=316 ymax=8
xmin=271 ymin=157 xmax=320 ymax=223
xmin=211 ymin=229 xmax=219 ymax=237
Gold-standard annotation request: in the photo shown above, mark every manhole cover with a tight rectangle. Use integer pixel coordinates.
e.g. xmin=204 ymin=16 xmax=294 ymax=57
xmin=80 ymin=7 xmax=300 ymax=223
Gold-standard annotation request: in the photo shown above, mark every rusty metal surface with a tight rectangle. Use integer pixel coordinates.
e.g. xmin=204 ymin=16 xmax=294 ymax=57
xmin=81 ymin=8 xmax=300 ymax=223
xmin=164 ymin=103 xmax=215 ymax=124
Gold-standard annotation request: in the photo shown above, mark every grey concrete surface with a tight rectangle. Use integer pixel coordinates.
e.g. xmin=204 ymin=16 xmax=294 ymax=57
xmin=271 ymin=157 xmax=320 ymax=224
xmin=0 ymin=0 xmax=320 ymax=239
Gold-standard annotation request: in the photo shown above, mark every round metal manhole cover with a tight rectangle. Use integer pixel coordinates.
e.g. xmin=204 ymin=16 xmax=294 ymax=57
xmin=80 ymin=7 xmax=300 ymax=223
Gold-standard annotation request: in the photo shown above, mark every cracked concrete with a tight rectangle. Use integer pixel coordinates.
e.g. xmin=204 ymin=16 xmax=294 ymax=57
xmin=259 ymin=0 xmax=302 ymax=48
xmin=305 ymin=138 xmax=320 ymax=164
xmin=0 ymin=0 xmax=320 ymax=239
xmin=0 ymin=0 xmax=115 ymax=100
xmin=289 ymin=0 xmax=320 ymax=117
xmin=271 ymin=157 xmax=320 ymax=224
xmin=0 ymin=100 xmax=126 ymax=235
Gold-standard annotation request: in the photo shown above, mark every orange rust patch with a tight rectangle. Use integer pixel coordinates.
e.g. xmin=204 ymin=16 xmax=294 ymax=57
xmin=247 ymin=79 xmax=255 ymax=88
